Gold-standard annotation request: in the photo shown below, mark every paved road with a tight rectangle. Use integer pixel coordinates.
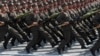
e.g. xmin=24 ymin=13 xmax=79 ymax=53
xmin=0 ymin=40 xmax=100 ymax=56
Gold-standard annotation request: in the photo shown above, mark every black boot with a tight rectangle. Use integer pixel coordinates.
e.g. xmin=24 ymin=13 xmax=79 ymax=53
xmin=3 ymin=43 xmax=7 ymax=49
xmin=90 ymin=49 xmax=96 ymax=56
xmin=25 ymin=47 xmax=30 ymax=53
xmin=37 ymin=43 xmax=42 ymax=47
xmin=87 ymin=42 xmax=93 ymax=45
xmin=66 ymin=43 xmax=71 ymax=48
xmin=57 ymin=47 xmax=62 ymax=54
xmin=19 ymin=39 xmax=25 ymax=44
xmin=55 ymin=41 xmax=60 ymax=45
xmin=10 ymin=42 xmax=15 ymax=46
xmin=51 ymin=43 xmax=56 ymax=48
xmin=32 ymin=46 xmax=37 ymax=50
xmin=97 ymin=49 xmax=99 ymax=53
xmin=81 ymin=46 xmax=87 ymax=49
xmin=62 ymin=46 xmax=65 ymax=51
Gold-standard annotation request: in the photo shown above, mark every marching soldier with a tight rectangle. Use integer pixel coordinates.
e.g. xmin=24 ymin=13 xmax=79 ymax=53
xmin=0 ymin=5 xmax=8 ymax=42
xmin=48 ymin=1 xmax=64 ymax=40
xmin=90 ymin=10 xmax=100 ymax=56
xmin=43 ymin=1 xmax=61 ymax=44
xmin=21 ymin=1 xmax=29 ymax=13
xmin=84 ymin=0 xmax=97 ymax=41
xmin=67 ymin=1 xmax=90 ymax=47
xmin=8 ymin=3 xmax=30 ymax=45
xmin=3 ymin=3 xmax=24 ymax=49
xmin=76 ymin=0 xmax=94 ymax=45
xmin=25 ymin=4 xmax=56 ymax=53
xmin=56 ymin=3 xmax=73 ymax=54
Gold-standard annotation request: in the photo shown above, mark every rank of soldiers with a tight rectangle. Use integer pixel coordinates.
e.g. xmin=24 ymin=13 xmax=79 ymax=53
xmin=0 ymin=0 xmax=100 ymax=56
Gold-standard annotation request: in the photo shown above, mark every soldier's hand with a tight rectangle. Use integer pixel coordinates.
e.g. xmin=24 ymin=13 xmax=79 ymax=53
xmin=0 ymin=21 xmax=5 ymax=26
xmin=27 ymin=22 xmax=39 ymax=28
xmin=93 ymin=24 xmax=100 ymax=29
xmin=61 ymin=22 xmax=69 ymax=27
xmin=58 ymin=25 xmax=62 ymax=28
xmin=32 ymin=22 xmax=38 ymax=26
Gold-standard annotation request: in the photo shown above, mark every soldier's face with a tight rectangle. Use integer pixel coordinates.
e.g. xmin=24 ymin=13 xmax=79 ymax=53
xmin=86 ymin=0 xmax=89 ymax=4
xmin=33 ymin=6 xmax=39 ymax=13
xmin=61 ymin=0 xmax=65 ymax=3
xmin=58 ymin=1 xmax=61 ymax=5
xmin=81 ymin=2 xmax=84 ymax=7
xmin=9 ymin=6 xmax=14 ymax=10
xmin=17 ymin=6 xmax=22 ymax=9
xmin=73 ymin=3 xmax=77 ymax=8
xmin=69 ymin=5 xmax=73 ymax=9
xmin=4 ymin=5 xmax=8 ymax=9
xmin=28 ymin=4 xmax=32 ymax=7
xmin=49 ymin=3 xmax=54 ymax=8
xmin=1 ymin=6 xmax=5 ymax=10
xmin=42 ymin=0 xmax=47 ymax=2
xmin=65 ymin=0 xmax=69 ymax=2
xmin=45 ymin=5 xmax=49 ymax=9
xmin=1 ymin=7 xmax=6 ymax=12
xmin=78 ymin=3 xmax=81 ymax=8
xmin=54 ymin=2 xmax=58 ymax=7
xmin=23 ymin=4 xmax=28 ymax=8
xmin=39 ymin=7 xmax=44 ymax=11
xmin=84 ymin=1 xmax=87 ymax=5
xmin=63 ymin=6 xmax=69 ymax=11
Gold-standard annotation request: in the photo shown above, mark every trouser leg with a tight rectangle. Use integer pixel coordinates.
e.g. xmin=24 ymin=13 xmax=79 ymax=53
xmin=39 ymin=30 xmax=56 ymax=47
xmin=71 ymin=27 xmax=86 ymax=48
xmin=43 ymin=25 xmax=59 ymax=44
xmin=3 ymin=33 xmax=12 ymax=49
xmin=19 ymin=31 xmax=30 ymax=42
xmin=10 ymin=37 xmax=16 ymax=46
xmin=26 ymin=29 xmax=39 ymax=49
xmin=58 ymin=29 xmax=71 ymax=50
xmin=91 ymin=29 xmax=100 ymax=51
xmin=79 ymin=32 xmax=92 ymax=45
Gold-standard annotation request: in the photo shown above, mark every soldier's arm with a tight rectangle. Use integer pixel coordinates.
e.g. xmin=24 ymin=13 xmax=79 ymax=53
xmin=25 ymin=14 xmax=39 ymax=28
xmin=94 ymin=24 xmax=100 ymax=29
xmin=59 ymin=22 xmax=69 ymax=27
xmin=57 ymin=13 xmax=70 ymax=27
xmin=27 ymin=22 xmax=38 ymax=28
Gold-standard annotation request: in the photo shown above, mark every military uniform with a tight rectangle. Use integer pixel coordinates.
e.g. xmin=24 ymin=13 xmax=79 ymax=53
xmin=0 ymin=14 xmax=8 ymax=42
xmin=56 ymin=4 xmax=72 ymax=53
xmin=2 ymin=4 xmax=24 ymax=49
xmin=25 ymin=10 xmax=56 ymax=53
xmin=90 ymin=11 xmax=100 ymax=56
